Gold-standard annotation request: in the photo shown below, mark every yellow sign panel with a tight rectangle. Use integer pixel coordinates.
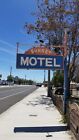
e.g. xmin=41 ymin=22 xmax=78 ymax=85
xmin=25 ymin=46 xmax=57 ymax=56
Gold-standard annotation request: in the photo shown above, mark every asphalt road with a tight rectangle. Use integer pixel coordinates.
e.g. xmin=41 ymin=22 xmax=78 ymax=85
xmin=0 ymin=85 xmax=38 ymax=114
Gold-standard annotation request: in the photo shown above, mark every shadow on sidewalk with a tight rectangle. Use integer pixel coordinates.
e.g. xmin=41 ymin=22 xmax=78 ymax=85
xmin=14 ymin=93 xmax=68 ymax=134
xmin=26 ymin=95 xmax=55 ymax=110
xmin=14 ymin=125 xmax=68 ymax=133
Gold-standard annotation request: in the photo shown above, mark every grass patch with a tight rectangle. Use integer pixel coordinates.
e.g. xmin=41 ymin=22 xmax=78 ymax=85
xmin=60 ymin=114 xmax=67 ymax=124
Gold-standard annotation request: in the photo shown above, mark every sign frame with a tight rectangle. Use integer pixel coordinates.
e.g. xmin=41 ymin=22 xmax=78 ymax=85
xmin=16 ymin=53 xmax=64 ymax=70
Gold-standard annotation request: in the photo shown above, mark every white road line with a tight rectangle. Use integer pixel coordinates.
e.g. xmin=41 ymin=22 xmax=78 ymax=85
xmin=0 ymin=88 xmax=31 ymax=100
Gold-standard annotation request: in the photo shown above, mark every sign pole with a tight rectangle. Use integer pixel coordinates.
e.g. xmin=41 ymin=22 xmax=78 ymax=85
xmin=63 ymin=29 xmax=68 ymax=115
xmin=47 ymin=70 xmax=51 ymax=97
xmin=47 ymin=40 xmax=51 ymax=97
xmin=16 ymin=42 xmax=19 ymax=54
xmin=43 ymin=70 xmax=45 ymax=87
xmin=63 ymin=57 xmax=68 ymax=114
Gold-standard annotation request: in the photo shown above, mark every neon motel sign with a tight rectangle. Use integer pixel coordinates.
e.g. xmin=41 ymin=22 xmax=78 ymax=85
xmin=16 ymin=47 xmax=63 ymax=70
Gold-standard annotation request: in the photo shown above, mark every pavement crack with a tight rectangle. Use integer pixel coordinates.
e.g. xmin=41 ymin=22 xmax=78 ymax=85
xmin=29 ymin=114 xmax=37 ymax=117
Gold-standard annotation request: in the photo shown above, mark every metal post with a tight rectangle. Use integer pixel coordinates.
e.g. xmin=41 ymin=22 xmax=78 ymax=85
xmin=63 ymin=28 xmax=68 ymax=114
xmin=47 ymin=38 xmax=51 ymax=97
xmin=44 ymin=70 xmax=45 ymax=83
xmin=48 ymin=69 xmax=51 ymax=97
xmin=16 ymin=42 xmax=19 ymax=53
xmin=63 ymin=58 xmax=68 ymax=114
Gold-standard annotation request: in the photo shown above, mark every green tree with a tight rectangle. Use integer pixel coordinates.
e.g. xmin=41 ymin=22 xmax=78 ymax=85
xmin=0 ymin=74 xmax=2 ymax=80
xmin=52 ymin=70 xmax=64 ymax=87
xmin=28 ymin=80 xmax=34 ymax=85
xmin=25 ymin=0 xmax=79 ymax=97
xmin=14 ymin=76 xmax=34 ymax=85
xmin=7 ymin=75 xmax=14 ymax=82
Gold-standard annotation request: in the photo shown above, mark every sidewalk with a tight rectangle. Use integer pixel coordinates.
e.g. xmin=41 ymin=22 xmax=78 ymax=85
xmin=0 ymin=87 xmax=73 ymax=140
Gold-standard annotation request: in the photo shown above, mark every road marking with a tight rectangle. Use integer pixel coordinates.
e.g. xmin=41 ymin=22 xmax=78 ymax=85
xmin=0 ymin=88 xmax=33 ymax=100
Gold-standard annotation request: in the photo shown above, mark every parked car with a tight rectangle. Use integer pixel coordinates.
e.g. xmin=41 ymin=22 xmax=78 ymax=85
xmin=0 ymin=80 xmax=8 ymax=85
xmin=55 ymin=87 xmax=64 ymax=95
xmin=76 ymin=83 xmax=79 ymax=90
xmin=36 ymin=83 xmax=42 ymax=87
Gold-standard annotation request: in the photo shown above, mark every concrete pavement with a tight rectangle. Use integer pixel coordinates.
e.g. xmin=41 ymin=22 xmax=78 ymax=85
xmin=0 ymin=86 xmax=74 ymax=140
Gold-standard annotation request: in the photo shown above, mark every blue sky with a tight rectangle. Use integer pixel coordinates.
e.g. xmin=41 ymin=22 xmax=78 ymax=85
xmin=0 ymin=0 xmax=52 ymax=82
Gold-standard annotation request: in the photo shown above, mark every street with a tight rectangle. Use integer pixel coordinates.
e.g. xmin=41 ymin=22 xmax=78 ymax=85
xmin=0 ymin=85 xmax=38 ymax=114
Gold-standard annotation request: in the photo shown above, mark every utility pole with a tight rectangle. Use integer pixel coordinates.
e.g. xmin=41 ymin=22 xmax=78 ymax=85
xmin=10 ymin=66 xmax=12 ymax=76
xmin=25 ymin=75 xmax=26 ymax=80
xmin=44 ymin=70 xmax=45 ymax=83
xmin=25 ymin=75 xmax=26 ymax=85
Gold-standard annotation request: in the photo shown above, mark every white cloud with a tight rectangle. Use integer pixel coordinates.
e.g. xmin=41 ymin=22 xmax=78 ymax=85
xmin=0 ymin=39 xmax=15 ymax=48
xmin=0 ymin=47 xmax=16 ymax=55
xmin=0 ymin=39 xmax=16 ymax=55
